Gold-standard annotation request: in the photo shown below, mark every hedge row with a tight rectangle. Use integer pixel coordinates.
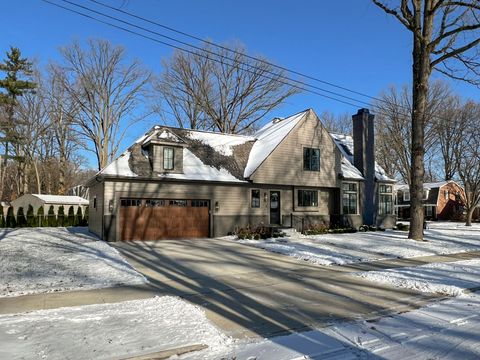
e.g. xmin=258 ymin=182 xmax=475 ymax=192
xmin=0 ymin=205 xmax=89 ymax=228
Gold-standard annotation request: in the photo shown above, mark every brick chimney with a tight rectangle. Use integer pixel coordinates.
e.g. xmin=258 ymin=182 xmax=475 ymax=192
xmin=353 ymin=108 xmax=375 ymax=225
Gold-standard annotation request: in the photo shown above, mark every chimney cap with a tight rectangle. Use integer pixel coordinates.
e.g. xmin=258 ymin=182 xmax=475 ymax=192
xmin=357 ymin=108 xmax=370 ymax=115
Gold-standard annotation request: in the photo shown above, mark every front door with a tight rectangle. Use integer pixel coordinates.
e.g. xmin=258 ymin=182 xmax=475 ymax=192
xmin=270 ymin=191 xmax=281 ymax=225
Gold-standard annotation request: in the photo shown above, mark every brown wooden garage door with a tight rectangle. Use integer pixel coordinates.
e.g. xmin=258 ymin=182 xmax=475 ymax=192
xmin=120 ymin=198 xmax=210 ymax=240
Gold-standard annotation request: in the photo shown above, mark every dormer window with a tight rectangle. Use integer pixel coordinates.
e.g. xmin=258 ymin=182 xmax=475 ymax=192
xmin=163 ymin=147 xmax=174 ymax=170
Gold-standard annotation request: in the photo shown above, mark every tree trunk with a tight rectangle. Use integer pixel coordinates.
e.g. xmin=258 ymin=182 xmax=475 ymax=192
xmin=408 ymin=2 xmax=433 ymax=241
xmin=33 ymin=159 xmax=41 ymax=194
xmin=59 ymin=154 xmax=66 ymax=195
xmin=465 ymin=207 xmax=475 ymax=226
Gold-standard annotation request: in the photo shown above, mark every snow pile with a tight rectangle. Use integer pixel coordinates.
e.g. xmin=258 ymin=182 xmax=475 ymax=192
xmin=158 ymin=149 xmax=245 ymax=182
xmin=236 ymin=223 xmax=480 ymax=266
xmin=0 ymin=296 xmax=232 ymax=360
xmin=222 ymin=293 xmax=480 ymax=359
xmin=244 ymin=111 xmax=307 ymax=178
xmin=238 ymin=237 xmax=363 ymax=265
xmin=186 ymin=131 xmax=253 ymax=156
xmin=355 ymin=259 xmax=480 ymax=296
xmin=0 ymin=227 xmax=146 ymax=297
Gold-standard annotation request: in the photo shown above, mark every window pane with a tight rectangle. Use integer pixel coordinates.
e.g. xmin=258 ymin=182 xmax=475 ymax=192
xmin=251 ymin=190 xmax=260 ymax=208
xmin=146 ymin=199 xmax=165 ymax=207
xmin=169 ymin=200 xmax=187 ymax=207
xmin=311 ymin=149 xmax=320 ymax=171
xmin=298 ymin=190 xmax=318 ymax=207
xmin=192 ymin=200 xmax=208 ymax=207
xmin=303 ymin=148 xmax=310 ymax=170
xmin=303 ymin=148 xmax=320 ymax=171
xmin=163 ymin=147 xmax=174 ymax=170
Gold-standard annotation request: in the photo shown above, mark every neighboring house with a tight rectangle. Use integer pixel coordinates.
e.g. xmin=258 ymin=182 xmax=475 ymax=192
xmin=395 ymin=180 xmax=465 ymax=220
xmin=86 ymin=108 xmax=396 ymax=241
xmin=11 ymin=194 xmax=89 ymax=216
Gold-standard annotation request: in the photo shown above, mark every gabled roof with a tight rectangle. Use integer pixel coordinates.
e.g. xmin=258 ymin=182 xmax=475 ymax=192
xmin=329 ymin=133 xmax=395 ymax=182
xmin=244 ymin=110 xmax=308 ymax=178
xmin=93 ymin=109 xmax=395 ymax=186
xmin=98 ymin=126 xmax=254 ymax=183
xmin=31 ymin=194 xmax=88 ymax=205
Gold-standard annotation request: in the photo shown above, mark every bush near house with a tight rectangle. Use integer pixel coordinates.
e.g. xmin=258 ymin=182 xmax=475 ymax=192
xmin=67 ymin=206 xmax=75 ymax=227
xmin=26 ymin=205 xmax=37 ymax=227
xmin=47 ymin=205 xmax=57 ymax=227
xmin=396 ymin=223 xmax=410 ymax=231
xmin=0 ymin=205 xmax=4 ymax=227
xmin=16 ymin=207 xmax=27 ymax=227
xmin=83 ymin=206 xmax=89 ymax=226
xmin=5 ymin=207 xmax=16 ymax=228
xmin=75 ymin=207 xmax=82 ymax=226
xmin=37 ymin=206 xmax=45 ymax=227
xmin=57 ymin=206 xmax=65 ymax=227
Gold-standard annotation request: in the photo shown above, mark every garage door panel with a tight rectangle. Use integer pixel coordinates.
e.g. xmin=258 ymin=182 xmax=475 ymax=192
xmin=120 ymin=199 xmax=209 ymax=240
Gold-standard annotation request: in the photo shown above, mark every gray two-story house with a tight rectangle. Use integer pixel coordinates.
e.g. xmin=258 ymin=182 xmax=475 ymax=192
xmin=86 ymin=108 xmax=396 ymax=241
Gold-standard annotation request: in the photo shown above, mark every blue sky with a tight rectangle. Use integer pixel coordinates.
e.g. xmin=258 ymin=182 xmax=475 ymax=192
xmin=1 ymin=0 xmax=478 ymax=167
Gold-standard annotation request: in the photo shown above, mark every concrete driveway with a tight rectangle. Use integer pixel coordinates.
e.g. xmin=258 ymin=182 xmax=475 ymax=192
xmin=112 ymin=238 xmax=442 ymax=339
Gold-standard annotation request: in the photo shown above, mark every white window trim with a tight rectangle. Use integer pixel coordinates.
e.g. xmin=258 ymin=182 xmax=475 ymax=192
xmin=403 ymin=191 xmax=410 ymax=202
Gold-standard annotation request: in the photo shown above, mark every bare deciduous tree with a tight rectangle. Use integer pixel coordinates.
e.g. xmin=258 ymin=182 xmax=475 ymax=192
xmin=155 ymin=43 xmax=299 ymax=134
xmin=372 ymin=0 xmax=480 ymax=240
xmin=453 ymin=101 xmax=480 ymax=226
xmin=374 ymin=82 xmax=450 ymax=184
xmin=320 ymin=111 xmax=352 ymax=134
xmin=15 ymin=72 xmax=50 ymax=194
xmin=434 ymin=95 xmax=464 ymax=180
xmin=58 ymin=39 xmax=151 ymax=170
xmin=45 ymin=65 xmax=81 ymax=194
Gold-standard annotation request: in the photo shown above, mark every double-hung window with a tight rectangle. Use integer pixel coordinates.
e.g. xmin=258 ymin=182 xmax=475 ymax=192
xmin=378 ymin=184 xmax=393 ymax=215
xmin=342 ymin=183 xmax=357 ymax=214
xmin=303 ymin=148 xmax=320 ymax=171
xmin=163 ymin=147 xmax=174 ymax=170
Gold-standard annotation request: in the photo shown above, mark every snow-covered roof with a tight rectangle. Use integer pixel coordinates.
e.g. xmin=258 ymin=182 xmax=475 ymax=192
xmin=395 ymin=180 xmax=452 ymax=192
xmin=329 ymin=133 xmax=395 ymax=182
xmin=31 ymin=194 xmax=89 ymax=205
xmin=185 ymin=130 xmax=254 ymax=156
xmin=157 ymin=149 xmax=244 ymax=182
xmin=244 ymin=110 xmax=308 ymax=178
xmin=98 ymin=126 xmax=250 ymax=183
xmin=100 ymin=152 xmax=138 ymax=177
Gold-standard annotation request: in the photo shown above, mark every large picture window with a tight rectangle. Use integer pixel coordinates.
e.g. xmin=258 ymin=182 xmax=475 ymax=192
xmin=342 ymin=182 xmax=357 ymax=214
xmin=379 ymin=184 xmax=393 ymax=215
xmin=251 ymin=189 xmax=260 ymax=208
xmin=163 ymin=147 xmax=174 ymax=170
xmin=298 ymin=190 xmax=318 ymax=207
xmin=303 ymin=148 xmax=320 ymax=171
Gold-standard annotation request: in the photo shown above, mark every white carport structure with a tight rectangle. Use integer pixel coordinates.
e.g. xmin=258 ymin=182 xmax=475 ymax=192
xmin=11 ymin=194 xmax=88 ymax=215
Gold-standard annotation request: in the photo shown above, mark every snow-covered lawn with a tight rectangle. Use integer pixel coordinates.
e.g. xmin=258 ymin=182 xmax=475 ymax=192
xmin=355 ymin=259 xmax=480 ymax=296
xmin=0 ymin=296 xmax=232 ymax=360
xmin=0 ymin=227 xmax=146 ymax=298
xmin=223 ymin=293 xmax=480 ymax=359
xmin=237 ymin=222 xmax=480 ymax=266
